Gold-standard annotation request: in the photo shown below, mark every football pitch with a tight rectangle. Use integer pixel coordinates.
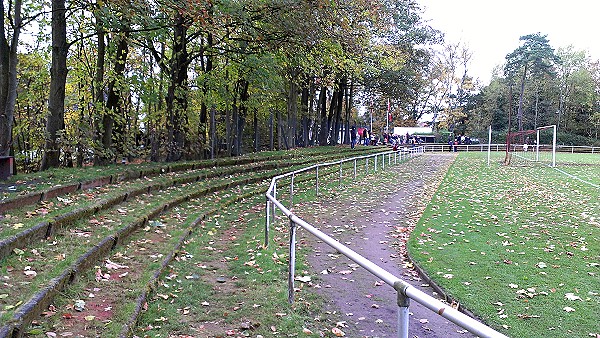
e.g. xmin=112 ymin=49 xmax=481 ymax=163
xmin=408 ymin=152 xmax=599 ymax=338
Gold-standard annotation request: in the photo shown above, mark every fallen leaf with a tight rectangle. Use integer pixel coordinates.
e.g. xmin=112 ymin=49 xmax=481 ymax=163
xmin=74 ymin=300 xmax=85 ymax=312
xmin=24 ymin=270 xmax=37 ymax=277
xmin=331 ymin=327 xmax=345 ymax=336
xmin=564 ymin=293 xmax=582 ymax=301
xmin=563 ymin=307 xmax=576 ymax=312
xmin=57 ymin=197 xmax=72 ymax=205
xmin=295 ymin=276 xmax=311 ymax=283
xmin=105 ymin=260 xmax=128 ymax=270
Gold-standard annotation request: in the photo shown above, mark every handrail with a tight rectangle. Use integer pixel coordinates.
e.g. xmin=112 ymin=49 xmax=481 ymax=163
xmin=422 ymin=143 xmax=599 ymax=153
xmin=265 ymin=147 xmax=508 ymax=338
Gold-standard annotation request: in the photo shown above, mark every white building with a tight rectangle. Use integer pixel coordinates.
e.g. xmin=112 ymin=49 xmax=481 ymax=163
xmin=393 ymin=127 xmax=433 ymax=136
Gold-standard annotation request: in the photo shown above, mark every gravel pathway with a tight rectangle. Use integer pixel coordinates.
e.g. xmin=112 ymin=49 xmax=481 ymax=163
xmin=300 ymin=153 xmax=478 ymax=338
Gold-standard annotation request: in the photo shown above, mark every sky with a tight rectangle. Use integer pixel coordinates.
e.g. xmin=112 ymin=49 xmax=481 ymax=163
xmin=417 ymin=0 xmax=600 ymax=85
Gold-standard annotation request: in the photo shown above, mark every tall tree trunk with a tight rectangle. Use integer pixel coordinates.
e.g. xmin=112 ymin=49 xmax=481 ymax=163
xmin=103 ymin=32 xmax=129 ymax=162
xmin=334 ymin=79 xmax=344 ymax=145
xmin=517 ymin=63 xmax=528 ymax=131
xmin=199 ymin=33 xmax=213 ymax=159
xmin=318 ymin=86 xmax=328 ymax=146
xmin=210 ymin=105 xmax=216 ymax=159
xmin=344 ymin=81 xmax=353 ymax=144
xmin=232 ymin=104 xmax=239 ymax=155
xmin=226 ymin=107 xmax=231 ymax=156
xmin=327 ymin=89 xmax=338 ymax=145
xmin=253 ymin=108 xmax=259 ymax=152
xmin=300 ymin=85 xmax=309 ymax=147
xmin=0 ymin=0 xmax=22 ymax=157
xmin=269 ymin=109 xmax=273 ymax=151
xmin=92 ymin=14 xmax=105 ymax=165
xmin=286 ymin=70 xmax=298 ymax=148
xmin=235 ymin=79 xmax=249 ymax=155
xmin=308 ymin=79 xmax=315 ymax=146
xmin=166 ymin=12 xmax=189 ymax=162
xmin=40 ymin=0 xmax=68 ymax=170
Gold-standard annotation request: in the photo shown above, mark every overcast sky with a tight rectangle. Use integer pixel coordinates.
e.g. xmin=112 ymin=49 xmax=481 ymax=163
xmin=417 ymin=0 xmax=600 ymax=85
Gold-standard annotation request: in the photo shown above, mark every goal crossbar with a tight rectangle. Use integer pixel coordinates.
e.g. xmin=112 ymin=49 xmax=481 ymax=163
xmin=505 ymin=125 xmax=556 ymax=167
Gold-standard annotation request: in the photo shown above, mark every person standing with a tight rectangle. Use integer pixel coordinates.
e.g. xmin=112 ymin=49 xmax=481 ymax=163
xmin=350 ymin=126 xmax=357 ymax=149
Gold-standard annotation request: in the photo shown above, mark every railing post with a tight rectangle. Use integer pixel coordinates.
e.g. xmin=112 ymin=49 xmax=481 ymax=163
xmin=375 ymin=154 xmax=378 ymax=171
xmin=353 ymin=159 xmax=357 ymax=179
xmin=382 ymin=153 xmax=385 ymax=170
xmin=265 ymin=197 xmax=270 ymax=248
xmin=290 ymin=174 xmax=295 ymax=208
xmin=273 ymin=183 xmax=277 ymax=220
xmin=396 ymin=286 xmax=410 ymax=338
xmin=366 ymin=158 xmax=369 ymax=175
xmin=288 ymin=219 xmax=296 ymax=303
xmin=316 ymin=166 xmax=319 ymax=196
xmin=339 ymin=162 xmax=343 ymax=186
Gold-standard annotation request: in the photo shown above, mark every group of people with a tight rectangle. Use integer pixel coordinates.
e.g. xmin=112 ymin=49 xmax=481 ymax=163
xmin=350 ymin=127 xmax=383 ymax=148
xmin=349 ymin=127 xmax=422 ymax=149
xmin=449 ymin=134 xmax=473 ymax=152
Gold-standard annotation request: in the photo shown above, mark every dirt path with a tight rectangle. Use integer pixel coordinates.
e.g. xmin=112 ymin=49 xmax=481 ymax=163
xmin=300 ymin=153 xmax=477 ymax=338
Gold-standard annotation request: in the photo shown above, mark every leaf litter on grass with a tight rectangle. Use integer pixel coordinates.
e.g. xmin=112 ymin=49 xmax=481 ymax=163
xmin=409 ymin=152 xmax=600 ymax=338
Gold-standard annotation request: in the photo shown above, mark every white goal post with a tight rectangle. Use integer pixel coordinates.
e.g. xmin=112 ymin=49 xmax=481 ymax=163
xmin=535 ymin=125 xmax=557 ymax=167
xmin=505 ymin=125 xmax=556 ymax=167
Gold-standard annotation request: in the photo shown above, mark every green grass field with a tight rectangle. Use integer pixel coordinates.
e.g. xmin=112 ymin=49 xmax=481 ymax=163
xmin=408 ymin=152 xmax=600 ymax=338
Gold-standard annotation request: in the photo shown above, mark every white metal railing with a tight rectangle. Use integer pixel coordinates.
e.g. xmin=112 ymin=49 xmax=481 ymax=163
xmin=423 ymin=143 xmax=599 ymax=154
xmin=264 ymin=147 xmax=508 ymax=338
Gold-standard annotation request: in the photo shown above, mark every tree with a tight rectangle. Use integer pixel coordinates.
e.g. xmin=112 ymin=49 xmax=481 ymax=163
xmin=360 ymin=0 xmax=440 ymax=128
xmin=504 ymin=33 xmax=559 ymax=131
xmin=40 ymin=0 xmax=68 ymax=170
xmin=0 ymin=0 xmax=23 ymax=157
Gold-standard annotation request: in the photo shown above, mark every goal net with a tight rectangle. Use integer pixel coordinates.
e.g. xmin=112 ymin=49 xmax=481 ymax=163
xmin=505 ymin=125 xmax=556 ymax=167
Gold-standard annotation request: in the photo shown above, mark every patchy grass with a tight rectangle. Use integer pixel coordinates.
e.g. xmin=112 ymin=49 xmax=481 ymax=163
xmin=134 ymin=151 xmax=403 ymax=337
xmin=0 ymin=147 xmax=419 ymax=336
xmin=135 ymin=194 xmax=337 ymax=337
xmin=1 ymin=146 xmax=381 ymax=199
xmin=408 ymin=152 xmax=600 ymax=338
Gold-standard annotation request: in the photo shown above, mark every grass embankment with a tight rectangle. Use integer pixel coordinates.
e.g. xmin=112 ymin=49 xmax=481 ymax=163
xmin=0 ymin=145 xmax=393 ymax=337
xmin=0 ymin=147 xmax=379 ymax=200
xmin=408 ymin=152 xmax=600 ymax=338
xmin=132 ymin=152 xmax=407 ymax=337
